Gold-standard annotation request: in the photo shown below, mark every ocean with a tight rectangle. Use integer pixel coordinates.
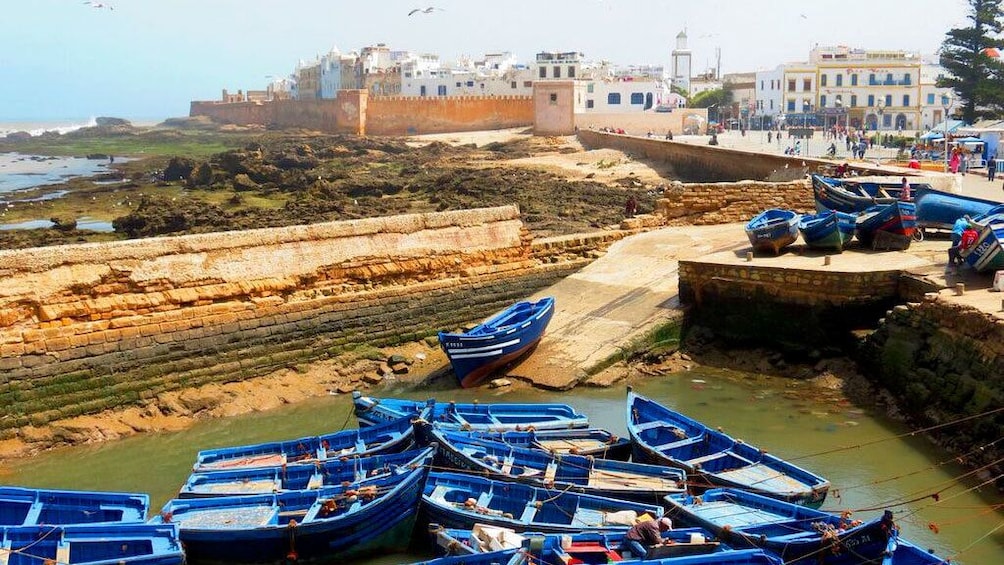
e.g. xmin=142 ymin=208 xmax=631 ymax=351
xmin=0 ymin=117 xmax=162 ymax=137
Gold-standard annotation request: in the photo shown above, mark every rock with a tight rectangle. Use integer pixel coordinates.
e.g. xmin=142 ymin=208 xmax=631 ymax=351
xmin=362 ymin=373 xmax=383 ymax=385
xmin=334 ymin=384 xmax=355 ymax=394
xmin=187 ymin=162 xmax=213 ymax=187
xmin=96 ymin=117 xmax=132 ymax=127
xmin=387 ymin=354 xmax=408 ymax=365
xmin=376 ymin=364 xmax=392 ymax=376
xmin=49 ymin=217 xmax=77 ymax=232
xmin=163 ymin=157 xmax=196 ymax=181
xmin=489 ymin=378 xmax=512 ymax=388
xmin=85 ymin=153 xmax=109 ymax=160
xmin=391 ymin=364 xmax=410 ymax=375
xmin=232 ymin=173 xmax=260 ymax=192
xmin=4 ymin=131 xmax=31 ymax=141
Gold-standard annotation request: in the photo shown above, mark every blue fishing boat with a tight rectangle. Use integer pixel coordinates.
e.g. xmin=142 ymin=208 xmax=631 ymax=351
xmin=0 ymin=487 xmax=149 ymax=525
xmin=0 ymin=524 xmax=184 ymax=565
xmin=422 ymin=471 xmax=664 ymax=534
xmin=963 ymin=214 xmax=1004 ymax=273
xmin=811 ymin=175 xmax=916 ymax=213
xmin=181 ymin=447 xmax=434 ymax=498
xmin=745 ymin=209 xmax=800 ymax=255
xmin=663 ymin=489 xmax=948 ymax=565
xmin=797 ymin=210 xmax=857 ymax=251
xmin=425 ymin=425 xmax=686 ymax=503
xmin=353 ymin=393 xmax=589 ymax=432
xmin=152 ymin=462 xmax=429 ymax=563
xmin=462 ymin=428 xmax=632 ymax=460
xmin=626 ymin=388 xmax=829 ymax=506
xmin=439 ymin=297 xmax=555 ymax=388
xmin=422 ymin=524 xmax=784 ymax=565
xmin=913 ymin=184 xmax=1001 ymax=230
xmin=192 ymin=414 xmax=417 ymax=472
xmin=855 ymin=201 xmax=917 ymax=246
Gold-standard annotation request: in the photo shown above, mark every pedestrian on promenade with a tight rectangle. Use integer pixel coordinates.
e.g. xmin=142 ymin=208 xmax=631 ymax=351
xmin=988 ymin=154 xmax=997 ymax=182
xmin=767 ymin=131 xmax=772 ymax=144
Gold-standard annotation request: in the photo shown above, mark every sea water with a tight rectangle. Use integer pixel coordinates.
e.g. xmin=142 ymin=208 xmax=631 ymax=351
xmin=1 ymin=372 xmax=1001 ymax=564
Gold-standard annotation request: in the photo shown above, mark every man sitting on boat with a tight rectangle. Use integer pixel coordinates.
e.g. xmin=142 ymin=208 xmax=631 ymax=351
xmin=948 ymin=224 xmax=979 ymax=274
xmin=619 ymin=516 xmax=673 ymax=559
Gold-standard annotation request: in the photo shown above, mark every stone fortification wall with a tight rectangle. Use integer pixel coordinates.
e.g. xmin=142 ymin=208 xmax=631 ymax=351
xmin=678 ymin=261 xmax=904 ymax=351
xmin=860 ymin=297 xmax=1003 ymax=484
xmin=656 ymin=180 xmax=814 ymax=225
xmin=0 ymin=206 xmax=602 ymax=435
xmin=190 ymin=94 xmax=533 ymax=136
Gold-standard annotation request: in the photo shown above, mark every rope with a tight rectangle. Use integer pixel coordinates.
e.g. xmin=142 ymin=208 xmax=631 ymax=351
xmin=946 ymin=520 xmax=1004 ymax=562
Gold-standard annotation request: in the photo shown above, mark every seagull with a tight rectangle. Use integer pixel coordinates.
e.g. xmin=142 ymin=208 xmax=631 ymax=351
xmin=799 ymin=13 xmax=807 ymax=19
xmin=84 ymin=1 xmax=114 ymax=9
xmin=408 ymin=6 xmax=441 ymax=15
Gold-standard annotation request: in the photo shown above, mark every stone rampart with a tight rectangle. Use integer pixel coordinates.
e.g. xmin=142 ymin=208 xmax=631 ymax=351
xmin=0 ymin=206 xmax=611 ymax=435
xmin=657 ymin=180 xmax=814 ymax=225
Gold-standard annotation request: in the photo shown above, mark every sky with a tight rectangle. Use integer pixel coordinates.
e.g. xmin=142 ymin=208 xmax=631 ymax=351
xmin=0 ymin=0 xmax=974 ymax=122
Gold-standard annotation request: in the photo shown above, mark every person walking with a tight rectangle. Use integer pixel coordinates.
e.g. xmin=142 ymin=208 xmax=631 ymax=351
xmin=988 ymin=154 xmax=997 ymax=182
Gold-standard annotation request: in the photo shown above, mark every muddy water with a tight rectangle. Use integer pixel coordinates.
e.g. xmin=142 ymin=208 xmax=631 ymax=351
xmin=2 ymin=371 xmax=1001 ymax=564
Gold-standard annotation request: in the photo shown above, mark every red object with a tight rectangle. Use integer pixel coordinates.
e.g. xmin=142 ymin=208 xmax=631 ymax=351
xmin=961 ymin=228 xmax=979 ymax=249
xmin=568 ymin=543 xmax=623 ymax=561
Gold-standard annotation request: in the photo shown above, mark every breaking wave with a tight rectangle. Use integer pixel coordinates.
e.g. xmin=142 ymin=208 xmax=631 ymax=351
xmin=0 ymin=117 xmax=98 ymax=137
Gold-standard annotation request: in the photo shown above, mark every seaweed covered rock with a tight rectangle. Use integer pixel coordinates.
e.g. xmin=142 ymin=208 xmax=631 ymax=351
xmin=163 ymin=157 xmax=196 ymax=181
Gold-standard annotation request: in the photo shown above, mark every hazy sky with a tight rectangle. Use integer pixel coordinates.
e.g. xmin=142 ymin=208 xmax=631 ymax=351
xmin=1 ymin=0 xmax=973 ymax=121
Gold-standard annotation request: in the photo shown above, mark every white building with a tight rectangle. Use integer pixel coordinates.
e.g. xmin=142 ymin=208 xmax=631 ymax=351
xmin=573 ymin=78 xmax=667 ymax=112
xmin=400 ymin=52 xmax=536 ymax=97
xmin=755 ymin=66 xmax=784 ymax=125
xmin=671 ymin=30 xmax=692 ymax=94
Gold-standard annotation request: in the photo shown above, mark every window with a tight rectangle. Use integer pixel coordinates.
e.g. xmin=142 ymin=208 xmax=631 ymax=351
xmin=820 ymin=95 xmax=827 ymax=107
xmin=608 ymin=93 xmax=621 ymax=104
xmin=886 ymin=73 xmax=894 ymax=84
xmin=466 ymin=81 xmax=474 ymax=87
xmin=803 ymin=78 xmax=811 ymax=91
xmin=770 ymin=99 xmax=774 ymax=110
xmin=553 ymin=66 xmax=561 ymax=78
xmin=523 ymin=81 xmax=532 ymax=88
xmin=630 ymin=92 xmax=644 ymax=105
xmin=586 ymin=99 xmax=594 ymax=109
xmin=788 ymin=80 xmax=796 ymax=92
xmin=851 ymin=74 xmax=858 ymax=86
xmin=867 ymin=94 xmax=875 ymax=106
xmin=885 ymin=94 xmax=892 ymax=107
xmin=836 ymin=74 xmax=843 ymax=87
xmin=456 ymin=82 xmax=462 ymax=88
xmin=760 ymin=80 xmax=764 ymax=90
xmin=549 ymin=93 xmax=557 ymax=105
xmin=420 ymin=85 xmax=427 ymax=97
xmin=787 ymin=99 xmax=796 ymax=111
xmin=903 ymin=95 xmax=910 ymax=107
xmin=437 ymin=85 xmax=446 ymax=96
xmin=903 ymin=72 xmax=911 ymax=84
xmin=587 ymin=83 xmax=594 ymax=93
xmin=821 ymin=74 xmax=827 ymax=87
xmin=511 ymin=81 xmax=517 ymax=89
xmin=868 ymin=73 xmax=876 ymax=84
xmin=927 ymin=93 xmax=935 ymax=104
xmin=883 ymin=114 xmax=892 ymax=127
xmin=568 ymin=66 xmax=575 ymax=78
xmin=539 ymin=67 xmax=546 ymax=78
xmin=850 ymin=94 xmax=858 ymax=107
xmin=941 ymin=95 xmax=950 ymax=105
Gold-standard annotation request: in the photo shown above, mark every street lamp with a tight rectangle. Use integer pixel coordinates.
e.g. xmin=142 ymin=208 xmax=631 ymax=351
xmin=802 ymin=101 xmax=812 ymax=155
xmin=942 ymin=93 xmax=954 ymax=173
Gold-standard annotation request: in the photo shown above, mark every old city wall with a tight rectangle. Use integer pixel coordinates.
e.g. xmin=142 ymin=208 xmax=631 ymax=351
xmin=190 ymin=95 xmax=534 ymax=136
xmin=0 ymin=206 xmax=610 ymax=436
xmin=656 ymin=179 xmax=815 ymax=225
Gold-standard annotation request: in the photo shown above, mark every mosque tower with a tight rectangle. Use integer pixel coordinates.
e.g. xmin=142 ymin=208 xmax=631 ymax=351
xmin=671 ymin=29 xmax=692 ymax=95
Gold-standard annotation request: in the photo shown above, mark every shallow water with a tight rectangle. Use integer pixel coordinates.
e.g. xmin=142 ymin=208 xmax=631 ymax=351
xmin=1 ymin=372 xmax=1000 ymax=564
xmin=0 ymin=152 xmax=116 ymax=194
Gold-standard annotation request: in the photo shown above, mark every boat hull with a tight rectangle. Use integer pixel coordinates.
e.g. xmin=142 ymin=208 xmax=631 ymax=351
xmin=914 ymin=185 xmax=1000 ymax=230
xmin=745 ymin=209 xmax=799 ymax=255
xmin=353 ymin=394 xmax=589 ymax=432
xmin=1 ymin=524 xmax=184 ymax=565
xmin=855 ymin=201 xmax=917 ymax=246
xmin=797 ymin=211 xmax=856 ymax=251
xmin=964 ymin=219 xmax=1004 ymax=273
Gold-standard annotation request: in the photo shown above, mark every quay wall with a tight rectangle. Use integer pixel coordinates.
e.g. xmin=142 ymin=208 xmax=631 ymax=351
xmin=0 ymin=206 xmax=617 ymax=436
xmin=657 ymin=180 xmax=815 ymax=225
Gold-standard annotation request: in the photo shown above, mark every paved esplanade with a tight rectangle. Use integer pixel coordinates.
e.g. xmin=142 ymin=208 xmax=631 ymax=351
xmin=511 ymin=134 xmax=1004 ymax=389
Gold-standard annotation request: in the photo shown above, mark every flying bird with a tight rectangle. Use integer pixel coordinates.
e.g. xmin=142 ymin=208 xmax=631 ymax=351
xmin=84 ymin=1 xmax=114 ymax=9
xmin=799 ymin=13 xmax=807 ymax=19
xmin=408 ymin=6 xmax=441 ymax=15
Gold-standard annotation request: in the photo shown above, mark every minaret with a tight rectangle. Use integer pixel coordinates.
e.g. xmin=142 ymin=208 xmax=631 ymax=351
xmin=671 ymin=29 xmax=692 ymax=95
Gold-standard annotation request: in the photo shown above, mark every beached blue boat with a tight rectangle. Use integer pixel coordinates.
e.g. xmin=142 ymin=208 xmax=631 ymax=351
xmin=663 ymin=489 xmax=948 ymax=565
xmin=0 ymin=486 xmax=149 ymax=525
xmin=152 ymin=462 xmax=428 ymax=563
xmin=181 ymin=446 xmax=434 ymax=498
xmin=422 ymin=524 xmax=783 ymax=565
xmin=353 ymin=393 xmax=589 ymax=432
xmin=0 ymin=524 xmax=184 ymax=565
xmin=192 ymin=414 xmax=417 ymax=473
xmin=963 ymin=214 xmax=1004 ymax=273
xmin=422 ymin=471 xmax=664 ymax=534
xmin=439 ymin=297 xmax=555 ymax=388
xmin=626 ymin=388 xmax=829 ymax=506
xmin=425 ymin=425 xmax=686 ymax=503
xmin=914 ymin=184 xmax=1000 ymax=230
xmin=811 ymin=175 xmax=915 ymax=213
xmin=745 ymin=209 xmax=800 ymax=255
xmin=855 ymin=200 xmax=917 ymax=246
xmin=461 ymin=428 xmax=632 ymax=460
xmin=797 ymin=210 xmax=857 ymax=251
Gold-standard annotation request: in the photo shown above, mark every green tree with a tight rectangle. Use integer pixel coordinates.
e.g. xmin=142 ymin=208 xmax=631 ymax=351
xmin=938 ymin=0 xmax=1004 ymax=122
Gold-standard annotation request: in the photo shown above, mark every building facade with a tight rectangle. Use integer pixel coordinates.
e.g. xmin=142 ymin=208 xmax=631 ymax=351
xmin=671 ymin=30 xmax=692 ymax=94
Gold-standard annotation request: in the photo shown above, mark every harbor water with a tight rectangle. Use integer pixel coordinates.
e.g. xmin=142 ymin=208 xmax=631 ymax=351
xmin=2 ymin=370 xmax=1001 ymax=564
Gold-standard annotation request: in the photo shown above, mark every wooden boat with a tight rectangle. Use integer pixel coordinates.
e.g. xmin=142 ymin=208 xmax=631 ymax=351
xmin=425 ymin=425 xmax=686 ymax=503
xmin=424 ymin=524 xmax=783 ymax=565
xmin=152 ymin=462 xmax=429 ymax=563
xmin=913 ymin=184 xmax=1000 ymax=230
xmin=745 ymin=209 xmax=799 ymax=255
xmin=439 ymin=297 xmax=555 ymax=388
xmin=796 ymin=210 xmax=857 ymax=251
xmin=0 ymin=486 xmax=149 ymax=525
xmin=0 ymin=524 xmax=185 ymax=565
xmin=811 ymin=174 xmax=913 ymax=213
xmin=626 ymin=388 xmax=829 ymax=506
xmin=663 ymin=489 xmax=948 ymax=565
xmin=422 ymin=471 xmax=664 ymax=534
xmin=181 ymin=447 xmax=434 ymax=498
xmin=3 ymin=524 xmax=183 ymax=565
xmin=962 ymin=213 xmax=1004 ymax=273
xmin=855 ymin=201 xmax=917 ymax=247
xmin=192 ymin=414 xmax=417 ymax=473
xmin=461 ymin=428 xmax=632 ymax=460
xmin=353 ymin=392 xmax=589 ymax=432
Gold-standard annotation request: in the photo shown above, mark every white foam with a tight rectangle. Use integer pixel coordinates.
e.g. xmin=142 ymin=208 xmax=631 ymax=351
xmin=0 ymin=117 xmax=98 ymax=137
